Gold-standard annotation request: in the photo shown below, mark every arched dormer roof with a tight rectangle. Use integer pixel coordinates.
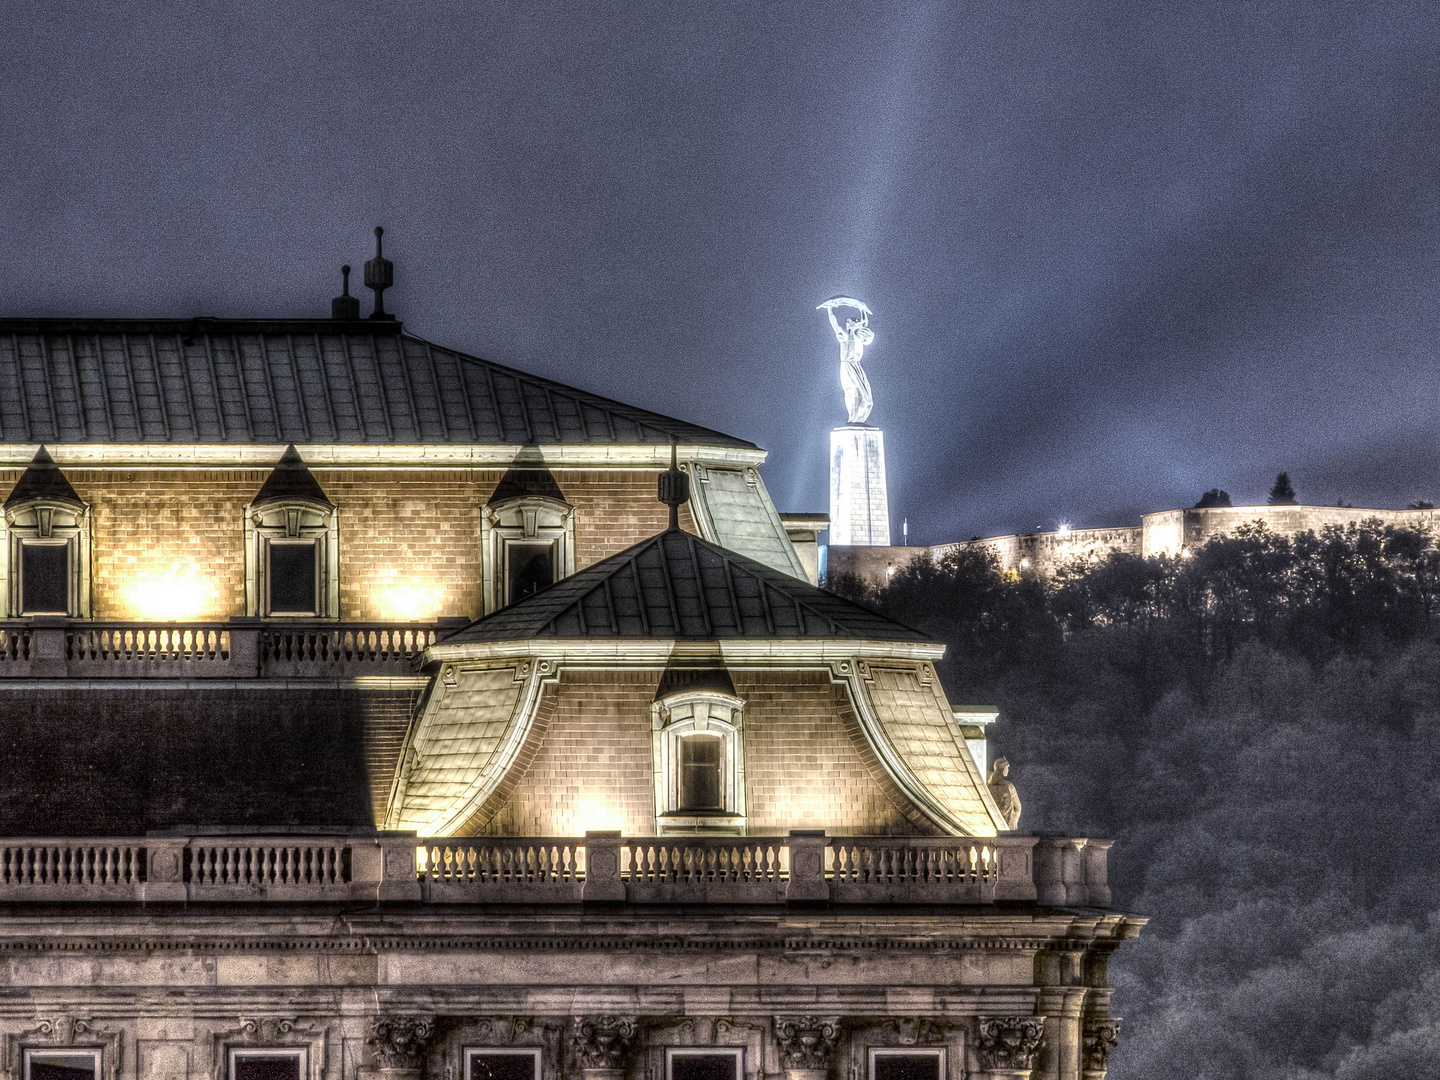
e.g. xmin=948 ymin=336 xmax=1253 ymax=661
xmin=251 ymin=444 xmax=333 ymax=508
xmin=4 ymin=446 xmax=83 ymax=509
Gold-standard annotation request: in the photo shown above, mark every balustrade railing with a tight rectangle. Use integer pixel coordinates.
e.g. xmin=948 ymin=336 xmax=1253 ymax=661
xmin=0 ymin=832 xmax=1102 ymax=907
xmin=0 ymin=619 xmax=457 ymax=678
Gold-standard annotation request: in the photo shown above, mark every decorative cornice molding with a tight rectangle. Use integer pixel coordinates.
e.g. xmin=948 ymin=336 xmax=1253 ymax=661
xmin=973 ymin=1017 xmax=1047 ymax=1072
xmin=368 ymin=1016 xmax=435 ymax=1070
xmin=774 ymin=1017 xmax=839 ymax=1070
xmin=570 ymin=1016 xmax=638 ymax=1070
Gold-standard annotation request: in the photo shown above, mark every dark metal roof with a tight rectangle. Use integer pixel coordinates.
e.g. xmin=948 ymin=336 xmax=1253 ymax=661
xmin=444 ymin=528 xmax=931 ymax=643
xmin=0 ymin=319 xmax=756 ymax=448
xmin=4 ymin=445 xmax=83 ymax=507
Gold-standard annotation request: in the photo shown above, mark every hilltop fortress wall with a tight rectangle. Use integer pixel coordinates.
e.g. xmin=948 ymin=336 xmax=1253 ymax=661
xmin=829 ymin=503 xmax=1440 ymax=588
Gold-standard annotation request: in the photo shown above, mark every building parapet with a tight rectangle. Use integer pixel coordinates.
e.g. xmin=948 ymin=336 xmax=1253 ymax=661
xmin=0 ymin=832 xmax=1115 ymax=908
xmin=0 ymin=618 xmax=469 ymax=679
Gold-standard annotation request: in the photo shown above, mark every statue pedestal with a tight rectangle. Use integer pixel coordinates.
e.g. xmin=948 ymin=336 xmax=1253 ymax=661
xmin=829 ymin=425 xmax=890 ymax=546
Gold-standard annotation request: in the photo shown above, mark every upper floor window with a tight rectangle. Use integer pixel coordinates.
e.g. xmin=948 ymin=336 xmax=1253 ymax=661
xmin=3 ymin=446 xmax=90 ymax=618
xmin=466 ymin=1048 xmax=540 ymax=1080
xmin=24 ymin=1051 xmax=100 ymax=1080
xmin=481 ymin=493 xmax=575 ymax=613
xmin=667 ymin=1049 xmax=743 ymax=1080
xmin=652 ymin=680 xmax=746 ymax=833
xmin=244 ymin=446 xmax=338 ymax=618
xmin=230 ymin=1051 xmax=304 ymax=1080
xmin=868 ymin=1050 xmax=944 ymax=1080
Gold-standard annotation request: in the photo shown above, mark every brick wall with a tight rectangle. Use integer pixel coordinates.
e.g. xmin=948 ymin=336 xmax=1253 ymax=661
xmin=733 ymin=668 xmax=923 ymax=835
xmin=475 ymin=667 xmax=929 ymax=837
xmin=478 ymin=669 xmax=661 ymax=836
xmin=21 ymin=467 xmax=696 ymax=621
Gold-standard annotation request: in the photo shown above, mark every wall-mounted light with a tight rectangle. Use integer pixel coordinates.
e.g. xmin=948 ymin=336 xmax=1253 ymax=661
xmin=123 ymin=562 xmax=219 ymax=621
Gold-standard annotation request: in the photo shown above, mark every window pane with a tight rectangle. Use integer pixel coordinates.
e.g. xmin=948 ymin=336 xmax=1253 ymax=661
xmin=233 ymin=1055 xmax=302 ymax=1080
xmin=671 ymin=1055 xmax=739 ymax=1080
xmin=679 ymin=735 xmax=723 ymax=810
xmin=506 ymin=542 xmax=554 ymax=603
xmin=468 ymin=1054 xmax=537 ymax=1080
xmin=873 ymin=1056 xmax=940 ymax=1080
xmin=27 ymin=1054 xmax=97 ymax=1080
xmin=21 ymin=544 xmax=68 ymax=614
xmin=270 ymin=542 xmax=317 ymax=614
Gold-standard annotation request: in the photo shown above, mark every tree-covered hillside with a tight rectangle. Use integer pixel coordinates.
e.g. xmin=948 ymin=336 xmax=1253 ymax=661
xmin=834 ymin=521 xmax=1440 ymax=1080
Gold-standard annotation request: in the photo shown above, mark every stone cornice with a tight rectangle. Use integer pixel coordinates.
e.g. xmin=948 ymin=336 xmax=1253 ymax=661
xmin=0 ymin=444 xmax=770 ymax=471
xmin=426 ymin=639 xmax=947 ymax=665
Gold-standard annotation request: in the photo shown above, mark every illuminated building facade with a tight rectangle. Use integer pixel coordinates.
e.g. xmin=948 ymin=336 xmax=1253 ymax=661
xmin=0 ymin=304 xmax=1140 ymax=1080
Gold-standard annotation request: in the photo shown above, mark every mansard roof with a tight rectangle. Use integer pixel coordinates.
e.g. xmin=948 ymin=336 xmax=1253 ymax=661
xmin=444 ymin=526 xmax=929 ymax=644
xmin=0 ymin=319 xmax=756 ymax=449
xmin=3 ymin=445 xmax=83 ymax=508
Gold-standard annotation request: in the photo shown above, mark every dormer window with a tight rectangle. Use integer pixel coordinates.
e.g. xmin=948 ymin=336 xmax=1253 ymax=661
xmin=3 ymin=447 xmax=91 ymax=618
xmin=244 ymin=446 xmax=339 ymax=618
xmin=652 ymin=670 xmax=746 ymax=834
xmin=481 ymin=470 xmax=575 ymax=613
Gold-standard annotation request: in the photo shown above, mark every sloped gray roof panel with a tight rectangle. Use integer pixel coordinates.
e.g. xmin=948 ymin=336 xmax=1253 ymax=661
xmin=0 ymin=319 xmax=756 ymax=449
xmin=446 ymin=528 xmax=930 ymax=644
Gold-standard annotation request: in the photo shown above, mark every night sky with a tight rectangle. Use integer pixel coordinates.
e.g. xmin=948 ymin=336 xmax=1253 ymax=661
xmin=4 ymin=2 xmax=1439 ymax=544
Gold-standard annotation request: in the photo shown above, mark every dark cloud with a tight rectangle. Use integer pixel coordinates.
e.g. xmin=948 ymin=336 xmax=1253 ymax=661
xmin=2 ymin=1 xmax=1437 ymax=543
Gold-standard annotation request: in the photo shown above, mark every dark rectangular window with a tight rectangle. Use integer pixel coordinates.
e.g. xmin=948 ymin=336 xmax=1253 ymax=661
xmin=679 ymin=735 xmax=723 ymax=811
xmin=871 ymin=1053 xmax=942 ymax=1080
xmin=26 ymin=1052 xmax=99 ymax=1080
xmin=269 ymin=542 xmax=317 ymax=614
xmin=506 ymin=541 xmax=555 ymax=604
xmin=669 ymin=1052 xmax=741 ymax=1080
xmin=232 ymin=1052 xmax=302 ymax=1080
xmin=467 ymin=1051 xmax=539 ymax=1080
xmin=20 ymin=543 xmax=68 ymax=614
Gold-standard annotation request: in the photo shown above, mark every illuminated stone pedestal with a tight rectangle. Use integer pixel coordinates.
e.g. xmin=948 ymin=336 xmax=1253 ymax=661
xmin=829 ymin=425 xmax=890 ymax=546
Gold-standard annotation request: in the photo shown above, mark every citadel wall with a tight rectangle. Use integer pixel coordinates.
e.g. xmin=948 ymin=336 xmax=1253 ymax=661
xmin=830 ymin=504 xmax=1440 ymax=589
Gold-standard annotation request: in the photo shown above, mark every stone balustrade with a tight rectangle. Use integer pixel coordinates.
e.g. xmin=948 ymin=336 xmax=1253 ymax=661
xmin=0 ymin=618 xmax=468 ymax=678
xmin=0 ymin=832 xmax=1113 ymax=907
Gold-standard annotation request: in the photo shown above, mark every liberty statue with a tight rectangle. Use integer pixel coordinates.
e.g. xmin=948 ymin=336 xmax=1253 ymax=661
xmin=818 ymin=297 xmax=875 ymax=424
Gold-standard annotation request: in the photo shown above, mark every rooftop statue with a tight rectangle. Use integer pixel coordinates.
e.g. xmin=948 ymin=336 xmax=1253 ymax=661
xmin=818 ymin=296 xmax=875 ymax=424
xmin=988 ymin=756 xmax=1022 ymax=829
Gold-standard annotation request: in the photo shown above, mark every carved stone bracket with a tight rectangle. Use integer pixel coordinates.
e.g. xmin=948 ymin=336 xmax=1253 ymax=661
xmin=887 ymin=1019 xmax=943 ymax=1047
xmin=1081 ymin=1019 xmax=1120 ymax=1077
xmin=6 ymin=1017 xmax=122 ymax=1080
xmin=369 ymin=1016 xmax=436 ymax=1071
xmin=973 ymin=1017 xmax=1046 ymax=1074
xmin=571 ymin=1016 xmax=638 ymax=1072
xmin=775 ymin=1017 xmax=839 ymax=1072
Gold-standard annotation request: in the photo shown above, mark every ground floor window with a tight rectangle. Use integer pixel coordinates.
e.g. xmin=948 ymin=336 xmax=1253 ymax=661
xmin=466 ymin=1048 xmax=540 ymax=1080
xmin=868 ymin=1049 xmax=944 ymax=1080
xmin=667 ymin=1049 xmax=743 ymax=1080
xmin=231 ymin=1049 xmax=305 ymax=1080
xmin=24 ymin=1050 xmax=99 ymax=1080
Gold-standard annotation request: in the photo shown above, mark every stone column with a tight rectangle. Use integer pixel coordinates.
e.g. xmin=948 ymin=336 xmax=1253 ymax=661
xmin=972 ymin=1017 xmax=1046 ymax=1080
xmin=362 ymin=1016 xmax=435 ymax=1080
xmin=829 ymin=425 xmax=890 ymax=546
xmin=571 ymin=1015 xmax=638 ymax=1080
xmin=775 ymin=1017 xmax=839 ymax=1080
xmin=1081 ymin=1019 xmax=1119 ymax=1080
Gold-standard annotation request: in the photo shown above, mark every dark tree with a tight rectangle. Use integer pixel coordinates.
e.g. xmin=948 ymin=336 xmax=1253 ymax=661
xmin=1195 ymin=489 xmax=1232 ymax=508
xmin=1408 ymin=499 xmax=1433 ymax=509
xmin=1268 ymin=471 xmax=1298 ymax=505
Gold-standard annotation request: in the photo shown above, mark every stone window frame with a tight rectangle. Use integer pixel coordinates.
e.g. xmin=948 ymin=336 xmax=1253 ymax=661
xmin=243 ymin=498 xmax=340 ymax=618
xmin=867 ymin=1047 xmax=946 ymax=1080
xmin=464 ymin=1046 xmax=542 ymax=1080
xmin=229 ymin=1047 xmax=307 ymax=1080
xmin=665 ymin=1048 xmax=744 ymax=1080
xmin=480 ymin=495 xmax=576 ymax=614
xmin=210 ymin=1018 xmax=327 ymax=1080
xmin=2 ymin=497 xmax=91 ymax=618
xmin=5 ymin=1019 xmax=119 ymax=1080
xmin=24 ymin=1047 xmax=102 ymax=1080
xmin=651 ymin=689 xmax=747 ymax=833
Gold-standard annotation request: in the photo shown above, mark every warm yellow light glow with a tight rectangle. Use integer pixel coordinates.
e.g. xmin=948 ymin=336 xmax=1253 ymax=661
xmin=372 ymin=570 xmax=444 ymax=621
xmin=123 ymin=562 xmax=220 ymax=621
xmin=573 ymin=794 xmax=628 ymax=834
